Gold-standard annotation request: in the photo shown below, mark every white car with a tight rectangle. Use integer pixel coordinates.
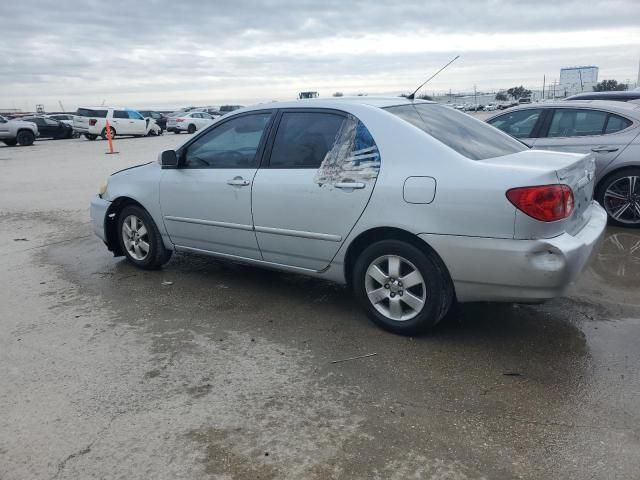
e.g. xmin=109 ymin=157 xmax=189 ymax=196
xmin=167 ymin=111 xmax=216 ymax=134
xmin=74 ymin=107 xmax=160 ymax=140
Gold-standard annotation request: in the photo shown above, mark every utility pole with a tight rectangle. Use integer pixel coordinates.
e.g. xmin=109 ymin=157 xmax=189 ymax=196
xmin=542 ymin=75 xmax=545 ymax=100
xmin=474 ymin=84 xmax=477 ymax=107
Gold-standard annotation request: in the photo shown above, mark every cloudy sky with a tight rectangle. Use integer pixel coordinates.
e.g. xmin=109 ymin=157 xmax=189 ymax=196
xmin=1 ymin=0 xmax=639 ymax=111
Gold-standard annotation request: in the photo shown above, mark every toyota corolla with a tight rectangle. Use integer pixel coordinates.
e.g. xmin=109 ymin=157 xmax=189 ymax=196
xmin=91 ymin=97 xmax=606 ymax=334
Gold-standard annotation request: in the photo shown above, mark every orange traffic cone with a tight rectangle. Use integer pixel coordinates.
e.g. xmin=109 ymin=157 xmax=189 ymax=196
xmin=105 ymin=119 xmax=118 ymax=155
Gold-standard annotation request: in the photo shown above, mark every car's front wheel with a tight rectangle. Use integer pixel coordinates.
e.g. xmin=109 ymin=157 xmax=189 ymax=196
xmin=353 ymin=240 xmax=452 ymax=335
xmin=117 ymin=205 xmax=172 ymax=269
xmin=187 ymin=124 xmax=196 ymax=134
xmin=597 ymin=168 xmax=640 ymax=228
xmin=101 ymin=126 xmax=116 ymax=140
xmin=16 ymin=130 xmax=35 ymax=146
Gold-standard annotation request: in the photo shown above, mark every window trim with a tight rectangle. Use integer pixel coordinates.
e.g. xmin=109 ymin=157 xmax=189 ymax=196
xmin=541 ymin=107 xmax=634 ymax=139
xmin=176 ymin=109 xmax=275 ymax=170
xmin=261 ymin=108 xmax=349 ymax=169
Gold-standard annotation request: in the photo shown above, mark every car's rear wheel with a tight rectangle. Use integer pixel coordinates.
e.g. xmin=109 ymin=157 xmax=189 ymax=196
xmin=353 ymin=239 xmax=452 ymax=335
xmin=597 ymin=168 xmax=640 ymax=228
xmin=101 ymin=126 xmax=116 ymax=140
xmin=117 ymin=205 xmax=172 ymax=270
xmin=187 ymin=124 xmax=196 ymax=134
xmin=85 ymin=134 xmax=97 ymax=141
xmin=3 ymin=139 xmax=17 ymax=146
xmin=16 ymin=130 xmax=35 ymax=146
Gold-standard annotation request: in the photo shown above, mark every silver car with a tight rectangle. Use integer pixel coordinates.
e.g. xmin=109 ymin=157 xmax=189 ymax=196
xmin=487 ymin=100 xmax=640 ymax=227
xmin=91 ymin=98 xmax=606 ymax=334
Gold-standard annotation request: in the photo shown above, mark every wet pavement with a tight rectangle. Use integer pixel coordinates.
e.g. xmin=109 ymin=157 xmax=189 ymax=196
xmin=1 ymin=137 xmax=639 ymax=479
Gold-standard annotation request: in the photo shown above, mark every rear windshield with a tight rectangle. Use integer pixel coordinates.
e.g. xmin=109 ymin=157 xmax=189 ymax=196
xmin=384 ymin=103 xmax=527 ymax=160
xmin=76 ymin=108 xmax=107 ymax=118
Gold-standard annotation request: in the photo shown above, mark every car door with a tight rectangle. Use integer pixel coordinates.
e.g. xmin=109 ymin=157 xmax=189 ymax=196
xmin=530 ymin=108 xmax=634 ymax=176
xmin=126 ymin=110 xmax=147 ymax=135
xmin=44 ymin=118 xmax=63 ymax=137
xmin=111 ymin=110 xmax=130 ymax=134
xmin=251 ymin=109 xmax=381 ymax=271
xmin=29 ymin=118 xmax=49 ymax=137
xmin=159 ymin=111 xmax=274 ymax=259
xmin=486 ymin=108 xmax=544 ymax=147
xmin=0 ymin=116 xmax=9 ymax=138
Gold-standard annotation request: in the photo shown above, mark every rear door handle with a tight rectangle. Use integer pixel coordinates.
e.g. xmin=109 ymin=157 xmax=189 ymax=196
xmin=591 ymin=146 xmax=618 ymax=153
xmin=335 ymin=182 xmax=365 ymax=190
xmin=226 ymin=177 xmax=250 ymax=187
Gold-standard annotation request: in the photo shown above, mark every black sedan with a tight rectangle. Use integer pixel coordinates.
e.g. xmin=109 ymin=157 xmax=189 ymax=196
xmin=20 ymin=116 xmax=73 ymax=139
xmin=137 ymin=111 xmax=167 ymax=131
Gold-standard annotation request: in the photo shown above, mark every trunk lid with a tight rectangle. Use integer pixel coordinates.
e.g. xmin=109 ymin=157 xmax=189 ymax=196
xmin=482 ymin=150 xmax=597 ymax=238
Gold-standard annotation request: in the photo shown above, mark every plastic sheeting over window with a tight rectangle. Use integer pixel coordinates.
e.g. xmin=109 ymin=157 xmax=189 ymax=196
xmin=314 ymin=114 xmax=381 ymax=186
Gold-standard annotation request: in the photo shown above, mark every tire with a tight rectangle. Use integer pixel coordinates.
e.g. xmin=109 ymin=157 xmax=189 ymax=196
xmin=187 ymin=124 xmax=196 ymax=134
xmin=117 ymin=205 xmax=172 ymax=270
xmin=3 ymin=139 xmax=17 ymax=146
xmin=353 ymin=239 xmax=453 ymax=335
xmin=101 ymin=126 xmax=116 ymax=140
xmin=173 ymin=130 xmax=181 ymax=134
xmin=596 ymin=168 xmax=640 ymax=228
xmin=85 ymin=134 xmax=98 ymax=141
xmin=16 ymin=130 xmax=35 ymax=146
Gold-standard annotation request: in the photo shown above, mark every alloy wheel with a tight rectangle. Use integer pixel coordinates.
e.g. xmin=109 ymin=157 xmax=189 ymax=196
xmin=365 ymin=255 xmax=426 ymax=321
xmin=603 ymin=176 xmax=640 ymax=225
xmin=121 ymin=214 xmax=150 ymax=261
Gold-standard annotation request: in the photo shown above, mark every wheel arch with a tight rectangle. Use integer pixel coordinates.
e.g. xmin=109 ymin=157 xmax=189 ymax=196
xmin=343 ymin=227 xmax=455 ymax=297
xmin=104 ymin=196 xmax=147 ymax=256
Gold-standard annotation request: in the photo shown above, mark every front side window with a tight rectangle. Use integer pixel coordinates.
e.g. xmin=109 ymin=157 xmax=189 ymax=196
xmin=183 ymin=112 xmax=272 ymax=169
xmin=547 ymin=109 xmax=608 ymax=138
xmin=113 ymin=110 xmax=128 ymax=119
xmin=44 ymin=119 xmax=59 ymax=126
xmin=386 ymin=103 xmax=526 ymax=160
xmin=604 ymin=114 xmax=632 ymax=134
xmin=487 ymin=109 xmax=542 ymax=139
xmin=127 ymin=110 xmax=144 ymax=120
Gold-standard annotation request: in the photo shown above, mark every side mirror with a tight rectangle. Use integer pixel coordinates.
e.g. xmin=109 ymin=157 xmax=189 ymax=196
xmin=160 ymin=150 xmax=179 ymax=168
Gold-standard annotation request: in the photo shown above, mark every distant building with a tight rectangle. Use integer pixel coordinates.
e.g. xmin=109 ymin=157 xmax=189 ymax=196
xmin=559 ymin=66 xmax=598 ymax=96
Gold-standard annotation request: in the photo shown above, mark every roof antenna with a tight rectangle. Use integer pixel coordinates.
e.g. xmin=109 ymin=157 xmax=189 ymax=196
xmin=406 ymin=55 xmax=460 ymax=100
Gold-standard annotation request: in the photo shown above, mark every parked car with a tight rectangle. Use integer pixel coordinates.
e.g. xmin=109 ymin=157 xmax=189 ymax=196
xmin=20 ymin=116 xmax=73 ymax=139
xmin=566 ymin=91 xmax=640 ymax=102
xmin=0 ymin=115 xmax=39 ymax=146
xmin=137 ymin=111 xmax=167 ymax=132
xmin=518 ymin=97 xmax=532 ymax=104
xmin=166 ymin=111 xmax=216 ymax=134
xmin=219 ymin=105 xmax=244 ymax=114
xmin=74 ymin=107 xmax=160 ymax=140
xmin=487 ymin=100 xmax=640 ymax=227
xmin=91 ymin=97 xmax=605 ymax=334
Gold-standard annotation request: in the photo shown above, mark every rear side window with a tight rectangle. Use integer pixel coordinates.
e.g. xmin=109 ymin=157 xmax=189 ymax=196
xmin=386 ymin=104 xmax=526 ymax=160
xmin=113 ymin=110 xmax=128 ymax=119
xmin=76 ymin=108 xmax=107 ymax=118
xmin=605 ymin=114 xmax=632 ymax=134
xmin=548 ymin=109 xmax=607 ymax=137
xmin=269 ymin=112 xmax=345 ymax=168
xmin=487 ymin=109 xmax=542 ymax=138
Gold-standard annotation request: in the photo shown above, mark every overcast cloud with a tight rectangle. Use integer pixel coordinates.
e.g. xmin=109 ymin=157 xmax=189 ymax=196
xmin=1 ymin=0 xmax=639 ymax=110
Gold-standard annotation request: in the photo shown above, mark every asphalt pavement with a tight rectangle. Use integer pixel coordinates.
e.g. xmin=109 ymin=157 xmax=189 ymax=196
xmin=1 ymin=135 xmax=639 ymax=479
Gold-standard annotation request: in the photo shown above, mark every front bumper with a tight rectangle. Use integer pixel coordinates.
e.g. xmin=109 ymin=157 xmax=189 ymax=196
xmin=420 ymin=201 xmax=607 ymax=303
xmin=90 ymin=195 xmax=111 ymax=243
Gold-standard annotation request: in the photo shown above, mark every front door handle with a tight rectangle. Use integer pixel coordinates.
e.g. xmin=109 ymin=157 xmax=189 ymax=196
xmin=591 ymin=146 xmax=619 ymax=153
xmin=335 ymin=182 xmax=365 ymax=190
xmin=227 ymin=177 xmax=250 ymax=187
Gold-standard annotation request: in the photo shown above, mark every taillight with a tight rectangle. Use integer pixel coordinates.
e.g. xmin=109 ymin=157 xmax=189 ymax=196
xmin=506 ymin=184 xmax=574 ymax=222
xmin=176 ymin=118 xmax=184 ymax=122
xmin=89 ymin=119 xmax=97 ymax=126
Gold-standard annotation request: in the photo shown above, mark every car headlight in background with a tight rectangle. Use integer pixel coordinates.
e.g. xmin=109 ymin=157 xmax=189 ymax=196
xmin=98 ymin=178 xmax=108 ymax=197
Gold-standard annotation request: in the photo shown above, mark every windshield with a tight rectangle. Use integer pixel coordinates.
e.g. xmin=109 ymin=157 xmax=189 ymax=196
xmin=384 ymin=103 xmax=527 ymax=160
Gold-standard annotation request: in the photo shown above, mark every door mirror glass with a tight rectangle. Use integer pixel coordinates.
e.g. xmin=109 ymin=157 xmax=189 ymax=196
xmin=160 ymin=150 xmax=178 ymax=168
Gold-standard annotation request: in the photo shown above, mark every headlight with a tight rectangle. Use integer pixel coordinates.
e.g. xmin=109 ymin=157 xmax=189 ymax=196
xmin=98 ymin=178 xmax=108 ymax=197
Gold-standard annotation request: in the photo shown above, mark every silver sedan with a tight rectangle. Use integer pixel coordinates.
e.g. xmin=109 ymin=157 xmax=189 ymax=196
xmin=487 ymin=100 xmax=640 ymax=227
xmin=91 ymin=97 xmax=606 ymax=334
